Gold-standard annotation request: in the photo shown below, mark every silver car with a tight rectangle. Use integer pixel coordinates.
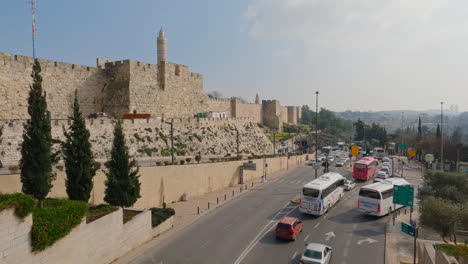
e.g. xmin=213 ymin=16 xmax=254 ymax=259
xmin=300 ymin=243 xmax=332 ymax=264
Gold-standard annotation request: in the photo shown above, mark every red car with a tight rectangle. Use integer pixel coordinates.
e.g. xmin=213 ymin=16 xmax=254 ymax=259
xmin=275 ymin=216 xmax=303 ymax=241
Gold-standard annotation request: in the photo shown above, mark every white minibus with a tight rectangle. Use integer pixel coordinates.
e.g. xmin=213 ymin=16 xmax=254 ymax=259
xmin=357 ymin=178 xmax=410 ymax=217
xmin=299 ymin=172 xmax=346 ymax=216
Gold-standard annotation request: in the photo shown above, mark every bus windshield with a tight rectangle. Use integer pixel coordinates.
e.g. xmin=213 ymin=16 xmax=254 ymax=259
xmin=359 ymin=189 xmax=381 ymax=199
xmin=376 ymin=149 xmax=384 ymax=153
xmin=303 ymin=188 xmax=320 ymax=198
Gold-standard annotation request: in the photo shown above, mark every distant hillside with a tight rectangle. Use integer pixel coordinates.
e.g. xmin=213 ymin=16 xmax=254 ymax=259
xmin=336 ymin=110 xmax=462 ymax=134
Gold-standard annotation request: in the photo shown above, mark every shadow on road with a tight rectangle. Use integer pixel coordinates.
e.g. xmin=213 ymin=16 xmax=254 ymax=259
xmin=327 ymin=208 xmax=380 ymax=224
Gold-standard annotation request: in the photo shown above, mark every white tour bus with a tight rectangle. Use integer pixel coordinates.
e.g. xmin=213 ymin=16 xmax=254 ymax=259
xmin=374 ymin=147 xmax=385 ymax=160
xmin=299 ymin=172 xmax=346 ymax=216
xmin=357 ymin=178 xmax=411 ymax=217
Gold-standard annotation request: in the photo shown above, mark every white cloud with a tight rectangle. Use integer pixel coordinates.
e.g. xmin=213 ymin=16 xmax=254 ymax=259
xmin=243 ymin=0 xmax=449 ymax=54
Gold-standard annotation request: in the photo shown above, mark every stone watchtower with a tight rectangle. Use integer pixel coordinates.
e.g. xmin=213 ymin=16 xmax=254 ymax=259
xmin=255 ymin=93 xmax=260 ymax=104
xmin=157 ymin=28 xmax=167 ymax=89
xmin=157 ymin=28 xmax=167 ymax=64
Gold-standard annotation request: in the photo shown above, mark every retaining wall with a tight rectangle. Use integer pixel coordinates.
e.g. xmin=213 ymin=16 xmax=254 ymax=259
xmin=0 ymin=208 xmax=173 ymax=264
xmin=0 ymin=155 xmax=308 ymax=209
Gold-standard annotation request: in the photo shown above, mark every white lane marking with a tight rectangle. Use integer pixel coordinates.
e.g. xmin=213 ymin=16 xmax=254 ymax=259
xmin=357 ymin=237 xmax=378 ymax=245
xmin=233 ymin=202 xmax=295 ymax=264
xmin=324 ymin=231 xmax=335 ymax=241
xmin=304 ymin=234 xmax=310 ymax=241
xmin=200 ymin=240 xmax=210 ymax=248
xmin=352 ymin=223 xmax=358 ymax=230
xmin=314 ymin=223 xmax=320 ymax=229
xmin=343 ymin=246 xmax=349 ymax=257
xmin=291 ymin=251 xmax=297 ymax=260
xmin=323 ymin=213 xmax=328 ymax=219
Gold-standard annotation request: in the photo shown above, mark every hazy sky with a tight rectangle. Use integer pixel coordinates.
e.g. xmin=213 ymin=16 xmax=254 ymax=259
xmin=1 ymin=0 xmax=467 ymax=112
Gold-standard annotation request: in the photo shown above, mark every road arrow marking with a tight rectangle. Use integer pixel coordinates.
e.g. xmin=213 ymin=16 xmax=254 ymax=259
xmin=325 ymin=231 xmax=335 ymax=241
xmin=357 ymin=237 xmax=378 ymax=245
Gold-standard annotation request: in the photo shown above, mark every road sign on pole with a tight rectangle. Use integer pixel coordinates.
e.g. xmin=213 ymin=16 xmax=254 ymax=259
xmin=351 ymin=146 xmax=359 ymax=156
xmin=408 ymin=150 xmax=416 ymax=157
xmin=393 ymin=185 xmax=414 ymax=207
xmin=399 ymin=144 xmax=407 ymax=149
xmin=401 ymin=222 xmax=416 ymax=237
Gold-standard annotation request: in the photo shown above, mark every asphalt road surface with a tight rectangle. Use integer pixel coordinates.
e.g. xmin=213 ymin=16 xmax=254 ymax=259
xmin=126 ymin=160 xmax=407 ymax=264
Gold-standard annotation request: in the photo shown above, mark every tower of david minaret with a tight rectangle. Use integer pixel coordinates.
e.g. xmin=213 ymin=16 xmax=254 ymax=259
xmin=157 ymin=28 xmax=167 ymax=64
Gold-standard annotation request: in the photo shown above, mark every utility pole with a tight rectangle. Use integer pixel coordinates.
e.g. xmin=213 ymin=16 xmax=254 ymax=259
xmin=236 ymin=129 xmax=239 ymax=159
xmin=164 ymin=120 xmax=174 ymax=164
xmin=315 ymin=91 xmax=319 ymax=179
xmin=273 ymin=131 xmax=276 ymax=156
xmin=440 ymin=102 xmax=444 ymax=171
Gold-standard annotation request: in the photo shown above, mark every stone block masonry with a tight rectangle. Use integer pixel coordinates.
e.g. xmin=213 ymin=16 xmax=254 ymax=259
xmin=0 ymin=50 xmax=301 ymax=130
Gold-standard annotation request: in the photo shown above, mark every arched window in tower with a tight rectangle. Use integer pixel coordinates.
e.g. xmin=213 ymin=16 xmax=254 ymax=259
xmin=175 ymin=65 xmax=180 ymax=76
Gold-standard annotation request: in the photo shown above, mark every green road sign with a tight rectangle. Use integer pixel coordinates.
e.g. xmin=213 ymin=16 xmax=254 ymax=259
xmin=393 ymin=185 xmax=414 ymax=206
xmin=401 ymin=222 xmax=416 ymax=237
xmin=399 ymin=144 xmax=407 ymax=149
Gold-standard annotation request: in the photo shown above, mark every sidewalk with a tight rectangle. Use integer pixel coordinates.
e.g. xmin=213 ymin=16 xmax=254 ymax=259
xmin=384 ymin=159 xmax=439 ymax=264
xmin=113 ymin=164 xmax=302 ymax=264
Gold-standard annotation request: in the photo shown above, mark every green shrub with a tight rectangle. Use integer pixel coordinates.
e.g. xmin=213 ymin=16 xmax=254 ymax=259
xmin=144 ymin=128 xmax=153 ymax=133
xmin=209 ymin=158 xmax=217 ymax=163
xmin=150 ymin=207 xmax=175 ymax=228
xmin=185 ymin=158 xmax=191 ymax=163
xmin=95 ymin=162 xmax=101 ymax=170
xmin=436 ymin=244 xmax=468 ymax=257
xmin=195 ymin=155 xmax=202 ymax=163
xmin=8 ymin=165 xmax=19 ymax=174
xmin=86 ymin=204 xmax=118 ymax=223
xmin=156 ymin=161 xmax=162 ymax=166
xmin=164 ymin=161 xmax=172 ymax=166
xmin=31 ymin=199 xmax=88 ymax=251
xmin=133 ymin=133 xmax=144 ymax=142
xmin=193 ymin=133 xmax=202 ymax=142
xmin=180 ymin=160 xmax=185 ymax=165
xmin=55 ymin=165 xmax=64 ymax=171
xmin=0 ymin=193 xmax=36 ymax=218
xmin=161 ymin=148 xmax=171 ymax=157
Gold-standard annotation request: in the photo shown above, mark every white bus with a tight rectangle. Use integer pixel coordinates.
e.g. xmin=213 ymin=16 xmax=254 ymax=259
xmin=357 ymin=178 xmax=411 ymax=217
xmin=374 ymin=147 xmax=385 ymax=160
xmin=299 ymin=172 xmax=346 ymax=216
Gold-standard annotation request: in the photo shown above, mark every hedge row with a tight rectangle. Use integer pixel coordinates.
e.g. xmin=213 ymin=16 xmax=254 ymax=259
xmin=31 ymin=199 xmax=88 ymax=251
xmin=150 ymin=207 xmax=175 ymax=228
xmin=86 ymin=204 xmax=118 ymax=223
xmin=0 ymin=193 xmax=36 ymax=218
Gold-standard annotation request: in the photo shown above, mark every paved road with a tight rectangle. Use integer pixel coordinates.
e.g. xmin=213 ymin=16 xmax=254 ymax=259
xmin=126 ymin=159 xmax=403 ymax=264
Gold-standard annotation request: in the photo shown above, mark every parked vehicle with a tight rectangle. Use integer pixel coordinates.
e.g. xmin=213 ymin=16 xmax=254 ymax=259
xmin=275 ymin=216 xmax=303 ymax=241
xmin=344 ymin=179 xmax=356 ymax=191
xmin=299 ymin=172 xmax=346 ymax=216
xmin=299 ymin=243 xmax=332 ymax=264
xmin=353 ymin=158 xmax=378 ymax=181
xmin=357 ymin=178 xmax=411 ymax=217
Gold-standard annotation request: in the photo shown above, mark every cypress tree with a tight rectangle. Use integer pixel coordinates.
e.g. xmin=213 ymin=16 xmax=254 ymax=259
xmin=20 ymin=59 xmax=55 ymax=208
xmin=62 ymin=90 xmax=96 ymax=202
xmin=104 ymin=120 xmax=141 ymax=207
xmin=0 ymin=125 xmax=3 ymax=168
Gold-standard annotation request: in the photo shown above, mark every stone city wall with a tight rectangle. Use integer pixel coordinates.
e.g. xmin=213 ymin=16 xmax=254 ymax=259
xmin=0 ymin=207 xmax=173 ymax=264
xmin=0 ymin=154 xmax=309 ymax=209
xmin=0 ymin=52 xmax=110 ymax=120
xmin=231 ymin=98 xmax=262 ymax=123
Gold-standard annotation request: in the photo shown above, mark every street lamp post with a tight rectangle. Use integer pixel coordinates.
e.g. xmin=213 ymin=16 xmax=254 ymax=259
xmin=236 ymin=129 xmax=239 ymax=159
xmin=441 ymin=102 xmax=444 ymax=171
xmin=164 ymin=120 xmax=174 ymax=164
xmin=315 ymin=91 xmax=319 ymax=179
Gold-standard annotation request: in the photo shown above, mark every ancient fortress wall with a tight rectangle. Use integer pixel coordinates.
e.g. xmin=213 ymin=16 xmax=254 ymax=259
xmin=230 ymin=98 xmax=262 ymax=123
xmin=0 ymin=52 xmax=110 ymax=119
xmin=0 ymin=50 xmax=301 ymax=130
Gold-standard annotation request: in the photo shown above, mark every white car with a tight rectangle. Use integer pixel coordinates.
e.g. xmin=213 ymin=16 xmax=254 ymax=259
xmin=300 ymin=243 xmax=332 ymax=264
xmin=376 ymin=170 xmax=389 ymax=179
xmin=382 ymin=157 xmax=391 ymax=163
xmin=380 ymin=167 xmax=391 ymax=175
xmin=327 ymin=156 xmax=334 ymax=163
xmin=382 ymin=161 xmax=391 ymax=167
xmin=344 ymin=179 xmax=356 ymax=191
